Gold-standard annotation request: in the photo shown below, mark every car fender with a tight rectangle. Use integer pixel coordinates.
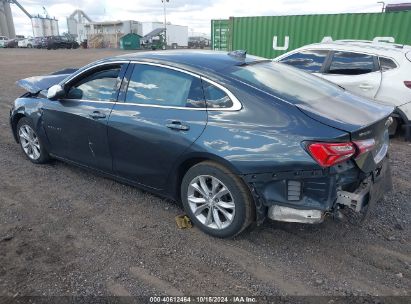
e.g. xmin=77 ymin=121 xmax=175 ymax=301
xmin=10 ymin=98 xmax=50 ymax=148
xmin=166 ymin=150 xmax=243 ymax=199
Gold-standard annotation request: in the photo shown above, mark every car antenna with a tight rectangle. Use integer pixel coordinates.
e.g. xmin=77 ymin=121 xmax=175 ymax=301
xmin=228 ymin=50 xmax=247 ymax=59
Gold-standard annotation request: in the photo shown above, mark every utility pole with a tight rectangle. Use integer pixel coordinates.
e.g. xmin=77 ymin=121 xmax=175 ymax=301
xmin=162 ymin=0 xmax=169 ymax=49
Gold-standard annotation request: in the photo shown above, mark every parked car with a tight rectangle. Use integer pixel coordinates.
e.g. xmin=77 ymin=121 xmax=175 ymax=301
xmin=10 ymin=51 xmax=393 ymax=238
xmin=42 ymin=36 xmax=80 ymax=50
xmin=33 ymin=37 xmax=43 ymax=49
xmin=0 ymin=36 xmax=8 ymax=48
xmin=188 ymin=36 xmax=210 ymax=49
xmin=274 ymin=40 xmax=411 ymax=139
xmin=4 ymin=38 xmax=21 ymax=48
xmin=18 ymin=37 xmax=34 ymax=48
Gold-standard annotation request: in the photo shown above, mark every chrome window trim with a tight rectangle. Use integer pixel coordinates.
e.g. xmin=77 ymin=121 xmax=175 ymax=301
xmin=61 ymin=60 xmax=243 ymax=111
xmin=200 ymin=77 xmax=242 ymax=111
xmin=63 ymin=60 xmax=130 ymax=84
xmin=125 ymin=60 xmax=242 ymax=111
xmin=59 ymin=99 xmax=117 ymax=104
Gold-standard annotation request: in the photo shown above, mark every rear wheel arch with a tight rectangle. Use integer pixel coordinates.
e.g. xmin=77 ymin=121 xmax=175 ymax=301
xmin=180 ymin=160 xmax=256 ymax=237
xmin=172 ymin=154 xmax=243 ymax=202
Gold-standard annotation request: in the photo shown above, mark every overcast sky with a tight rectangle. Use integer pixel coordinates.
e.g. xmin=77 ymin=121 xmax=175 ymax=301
xmin=10 ymin=0 xmax=406 ymax=37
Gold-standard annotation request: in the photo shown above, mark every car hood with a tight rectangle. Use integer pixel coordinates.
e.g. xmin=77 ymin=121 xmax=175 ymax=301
xmin=16 ymin=68 xmax=77 ymax=93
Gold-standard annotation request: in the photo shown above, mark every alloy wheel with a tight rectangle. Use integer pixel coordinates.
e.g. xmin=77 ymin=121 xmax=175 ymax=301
xmin=187 ymin=175 xmax=235 ymax=230
xmin=18 ymin=124 xmax=41 ymax=160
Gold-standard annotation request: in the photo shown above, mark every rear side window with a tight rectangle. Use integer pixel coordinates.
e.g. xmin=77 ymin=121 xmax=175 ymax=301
xmin=279 ymin=50 xmax=328 ymax=73
xmin=328 ymin=52 xmax=377 ymax=75
xmin=379 ymin=57 xmax=397 ymax=72
xmin=203 ymin=82 xmax=233 ymax=108
xmin=125 ymin=64 xmax=205 ymax=108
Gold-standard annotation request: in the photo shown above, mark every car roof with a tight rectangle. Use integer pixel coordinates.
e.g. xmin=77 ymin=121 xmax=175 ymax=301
xmin=292 ymin=40 xmax=411 ymax=60
xmin=112 ymin=50 xmax=266 ymax=74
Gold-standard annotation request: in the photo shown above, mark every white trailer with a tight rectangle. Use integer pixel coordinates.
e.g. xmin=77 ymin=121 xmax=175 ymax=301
xmin=142 ymin=22 xmax=188 ymax=48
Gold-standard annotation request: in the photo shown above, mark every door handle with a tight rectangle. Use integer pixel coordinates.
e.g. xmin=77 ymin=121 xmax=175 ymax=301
xmin=89 ymin=111 xmax=106 ymax=119
xmin=359 ymin=84 xmax=373 ymax=90
xmin=165 ymin=120 xmax=190 ymax=131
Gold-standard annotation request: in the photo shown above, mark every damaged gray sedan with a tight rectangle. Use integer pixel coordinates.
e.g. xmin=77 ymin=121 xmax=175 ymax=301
xmin=10 ymin=51 xmax=393 ymax=238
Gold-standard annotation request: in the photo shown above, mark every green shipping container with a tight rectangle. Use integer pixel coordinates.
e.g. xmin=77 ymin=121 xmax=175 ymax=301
xmin=212 ymin=11 xmax=411 ymax=58
xmin=211 ymin=19 xmax=231 ymax=51
xmin=120 ymin=33 xmax=141 ymax=50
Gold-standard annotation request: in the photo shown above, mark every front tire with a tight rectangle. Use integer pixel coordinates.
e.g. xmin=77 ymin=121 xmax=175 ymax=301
xmin=17 ymin=118 xmax=50 ymax=164
xmin=181 ymin=161 xmax=255 ymax=238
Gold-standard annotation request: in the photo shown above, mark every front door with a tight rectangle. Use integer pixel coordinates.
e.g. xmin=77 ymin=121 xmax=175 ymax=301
xmin=108 ymin=63 xmax=208 ymax=190
xmin=43 ymin=62 xmax=128 ymax=172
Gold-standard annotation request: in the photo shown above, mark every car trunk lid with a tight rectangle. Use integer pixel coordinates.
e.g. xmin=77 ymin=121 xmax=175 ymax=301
xmin=295 ymin=91 xmax=393 ymax=173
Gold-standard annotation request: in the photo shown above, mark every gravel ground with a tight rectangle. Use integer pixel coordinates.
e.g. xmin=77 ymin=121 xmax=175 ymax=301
xmin=0 ymin=49 xmax=410 ymax=298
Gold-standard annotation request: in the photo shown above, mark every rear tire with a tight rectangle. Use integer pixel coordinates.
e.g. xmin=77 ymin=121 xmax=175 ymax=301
xmin=16 ymin=117 xmax=50 ymax=164
xmin=181 ymin=161 xmax=255 ymax=238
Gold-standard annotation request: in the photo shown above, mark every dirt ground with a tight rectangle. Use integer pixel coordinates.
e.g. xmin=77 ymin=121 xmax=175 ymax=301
xmin=0 ymin=48 xmax=410 ymax=299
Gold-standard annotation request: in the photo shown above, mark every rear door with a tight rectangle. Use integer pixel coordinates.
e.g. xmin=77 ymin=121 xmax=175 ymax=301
xmin=108 ymin=63 xmax=207 ymax=190
xmin=320 ymin=51 xmax=382 ymax=99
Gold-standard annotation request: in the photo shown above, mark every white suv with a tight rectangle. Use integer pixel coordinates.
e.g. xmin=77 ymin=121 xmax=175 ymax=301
xmin=274 ymin=40 xmax=411 ymax=139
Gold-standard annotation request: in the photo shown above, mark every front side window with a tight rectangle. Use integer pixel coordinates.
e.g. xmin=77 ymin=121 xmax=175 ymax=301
xmin=328 ymin=52 xmax=376 ymax=75
xmin=66 ymin=65 xmax=122 ymax=101
xmin=125 ymin=64 xmax=205 ymax=108
xmin=279 ymin=50 xmax=329 ymax=73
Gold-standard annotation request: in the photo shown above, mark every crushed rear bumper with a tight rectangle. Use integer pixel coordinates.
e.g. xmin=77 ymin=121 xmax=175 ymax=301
xmin=244 ymin=157 xmax=392 ymax=224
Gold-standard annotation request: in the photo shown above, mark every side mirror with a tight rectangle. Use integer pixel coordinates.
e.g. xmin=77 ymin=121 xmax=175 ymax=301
xmin=47 ymin=84 xmax=65 ymax=99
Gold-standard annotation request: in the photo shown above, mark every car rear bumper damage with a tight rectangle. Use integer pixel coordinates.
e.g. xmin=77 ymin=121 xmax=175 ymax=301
xmin=244 ymin=157 xmax=392 ymax=224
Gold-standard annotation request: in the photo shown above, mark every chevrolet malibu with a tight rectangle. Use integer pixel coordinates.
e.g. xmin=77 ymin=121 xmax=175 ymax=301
xmin=10 ymin=51 xmax=393 ymax=238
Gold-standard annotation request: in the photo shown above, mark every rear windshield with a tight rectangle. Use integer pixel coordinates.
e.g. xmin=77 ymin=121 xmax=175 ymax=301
xmin=228 ymin=61 xmax=344 ymax=104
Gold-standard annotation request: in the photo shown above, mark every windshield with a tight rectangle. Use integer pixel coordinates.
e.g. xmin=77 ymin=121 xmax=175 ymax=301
xmin=228 ymin=61 xmax=345 ymax=104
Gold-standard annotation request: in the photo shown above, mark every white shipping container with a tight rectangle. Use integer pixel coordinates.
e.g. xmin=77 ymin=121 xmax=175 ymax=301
xmin=142 ymin=22 xmax=188 ymax=47
xmin=165 ymin=24 xmax=188 ymax=47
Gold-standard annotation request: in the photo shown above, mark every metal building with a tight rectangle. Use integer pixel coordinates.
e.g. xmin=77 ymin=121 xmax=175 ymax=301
xmin=67 ymin=10 xmax=93 ymax=42
xmin=212 ymin=11 xmax=411 ymax=58
xmin=31 ymin=15 xmax=59 ymax=37
xmin=0 ymin=0 xmax=15 ymax=38
xmin=84 ymin=20 xmax=143 ymax=48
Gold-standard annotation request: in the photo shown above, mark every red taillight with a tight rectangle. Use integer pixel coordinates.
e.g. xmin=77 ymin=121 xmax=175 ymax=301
xmin=307 ymin=142 xmax=356 ymax=167
xmin=404 ymin=81 xmax=411 ymax=89
xmin=353 ymin=138 xmax=376 ymax=156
